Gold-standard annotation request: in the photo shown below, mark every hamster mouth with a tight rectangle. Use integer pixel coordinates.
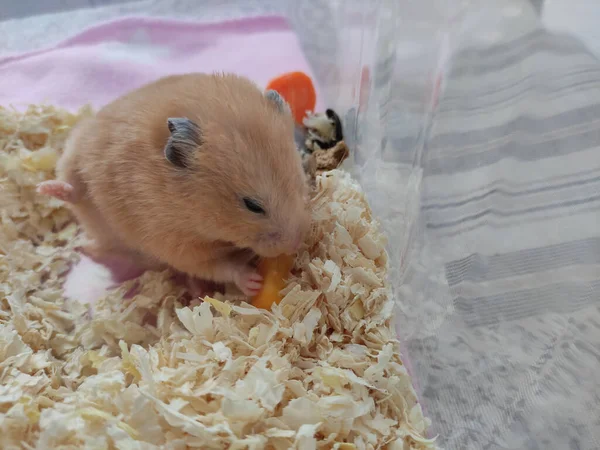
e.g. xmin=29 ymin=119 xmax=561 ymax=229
xmin=251 ymin=241 xmax=291 ymax=258
xmin=253 ymin=227 xmax=305 ymax=258
xmin=256 ymin=244 xmax=300 ymax=259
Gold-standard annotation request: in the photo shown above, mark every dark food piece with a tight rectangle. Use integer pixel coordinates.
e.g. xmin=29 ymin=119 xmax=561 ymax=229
xmin=296 ymin=108 xmax=349 ymax=185
xmin=325 ymin=109 xmax=343 ymax=143
xmin=303 ymin=109 xmax=344 ymax=153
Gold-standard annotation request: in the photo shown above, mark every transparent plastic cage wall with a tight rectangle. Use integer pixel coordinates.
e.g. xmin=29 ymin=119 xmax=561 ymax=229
xmin=288 ymin=1 xmax=600 ymax=449
xmin=288 ymin=0 xmax=457 ymax=445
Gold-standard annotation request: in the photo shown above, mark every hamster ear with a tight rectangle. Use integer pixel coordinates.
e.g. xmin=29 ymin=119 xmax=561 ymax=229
xmin=265 ymin=90 xmax=291 ymax=115
xmin=164 ymin=117 xmax=202 ymax=168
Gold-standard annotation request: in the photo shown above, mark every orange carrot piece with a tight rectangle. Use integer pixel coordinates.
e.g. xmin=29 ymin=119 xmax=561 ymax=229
xmin=266 ymin=71 xmax=316 ymax=125
xmin=251 ymin=254 xmax=295 ymax=310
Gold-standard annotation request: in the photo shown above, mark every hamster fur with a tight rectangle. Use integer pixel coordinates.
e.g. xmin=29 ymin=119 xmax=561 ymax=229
xmin=38 ymin=73 xmax=311 ymax=296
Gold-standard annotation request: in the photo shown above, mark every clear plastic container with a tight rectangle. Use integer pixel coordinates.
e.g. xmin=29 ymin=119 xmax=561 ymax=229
xmin=287 ymin=0 xmax=451 ymax=442
xmin=287 ymin=0 xmax=460 ymax=443
xmin=289 ymin=1 xmax=600 ymax=449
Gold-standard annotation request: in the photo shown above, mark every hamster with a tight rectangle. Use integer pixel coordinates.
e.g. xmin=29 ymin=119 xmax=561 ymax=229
xmin=38 ymin=73 xmax=311 ymax=297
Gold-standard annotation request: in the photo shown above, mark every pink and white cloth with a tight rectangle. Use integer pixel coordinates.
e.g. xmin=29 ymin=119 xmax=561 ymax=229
xmin=0 ymin=15 xmax=323 ymax=112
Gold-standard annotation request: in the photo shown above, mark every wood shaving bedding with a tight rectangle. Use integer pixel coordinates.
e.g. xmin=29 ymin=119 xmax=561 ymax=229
xmin=314 ymin=141 xmax=350 ymax=174
xmin=0 ymin=105 xmax=437 ymax=450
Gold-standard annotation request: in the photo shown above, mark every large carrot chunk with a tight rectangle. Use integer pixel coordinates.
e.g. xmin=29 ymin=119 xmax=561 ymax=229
xmin=251 ymin=254 xmax=295 ymax=310
xmin=266 ymin=71 xmax=316 ymax=125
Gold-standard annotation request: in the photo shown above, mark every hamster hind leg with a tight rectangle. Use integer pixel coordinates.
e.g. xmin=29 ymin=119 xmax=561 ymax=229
xmin=37 ymin=180 xmax=79 ymax=203
xmin=74 ymin=211 xmax=164 ymax=284
xmin=45 ymin=141 xmax=152 ymax=281
xmin=38 ymin=140 xmax=87 ymax=204
xmin=37 ymin=158 xmax=87 ymax=206
xmin=50 ymin=175 xmax=160 ymax=283
xmin=83 ymin=248 xmax=150 ymax=283
xmin=38 ymin=118 xmax=93 ymax=204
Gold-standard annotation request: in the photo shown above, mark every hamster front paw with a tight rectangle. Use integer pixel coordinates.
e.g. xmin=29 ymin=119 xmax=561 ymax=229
xmin=233 ymin=266 xmax=263 ymax=297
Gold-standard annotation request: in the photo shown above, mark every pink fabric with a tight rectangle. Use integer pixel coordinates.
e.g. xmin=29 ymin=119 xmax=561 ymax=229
xmin=0 ymin=15 xmax=323 ymax=112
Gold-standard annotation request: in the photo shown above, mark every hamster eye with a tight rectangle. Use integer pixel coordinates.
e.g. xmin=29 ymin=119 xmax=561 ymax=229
xmin=243 ymin=197 xmax=266 ymax=215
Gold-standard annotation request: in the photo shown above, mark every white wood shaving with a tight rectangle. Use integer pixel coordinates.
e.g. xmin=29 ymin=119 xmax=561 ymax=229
xmin=0 ymin=105 xmax=438 ymax=450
